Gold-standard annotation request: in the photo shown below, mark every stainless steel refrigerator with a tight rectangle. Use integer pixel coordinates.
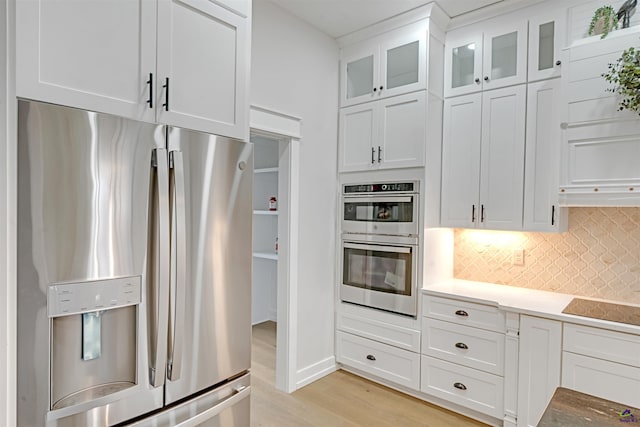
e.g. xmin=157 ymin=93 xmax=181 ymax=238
xmin=17 ymin=100 xmax=253 ymax=426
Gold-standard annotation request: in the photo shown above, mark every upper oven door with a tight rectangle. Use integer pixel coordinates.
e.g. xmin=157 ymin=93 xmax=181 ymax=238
xmin=342 ymin=195 xmax=418 ymax=236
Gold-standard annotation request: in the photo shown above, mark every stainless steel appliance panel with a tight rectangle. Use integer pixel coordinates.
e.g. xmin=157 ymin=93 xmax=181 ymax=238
xmin=340 ymin=236 xmax=418 ymax=317
xmin=129 ymin=374 xmax=250 ymax=427
xmin=17 ymin=101 xmax=164 ymax=426
xmin=164 ymin=127 xmax=253 ymax=404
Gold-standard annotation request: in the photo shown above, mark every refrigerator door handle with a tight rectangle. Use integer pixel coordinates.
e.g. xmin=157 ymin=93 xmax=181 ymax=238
xmin=150 ymin=148 xmax=170 ymax=388
xmin=173 ymin=386 xmax=251 ymax=427
xmin=168 ymin=150 xmax=186 ymax=381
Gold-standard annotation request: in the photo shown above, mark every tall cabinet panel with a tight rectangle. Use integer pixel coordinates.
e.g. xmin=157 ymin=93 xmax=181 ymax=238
xmin=524 ymin=79 xmax=566 ymax=231
xmin=440 ymin=93 xmax=482 ymax=228
xmin=157 ymin=0 xmax=249 ymax=140
xmin=338 ymin=103 xmax=377 ymax=172
xmin=479 ymin=85 xmax=526 ymax=230
xmin=16 ymin=0 xmax=157 ymax=122
xmin=379 ymin=92 xmax=427 ymax=169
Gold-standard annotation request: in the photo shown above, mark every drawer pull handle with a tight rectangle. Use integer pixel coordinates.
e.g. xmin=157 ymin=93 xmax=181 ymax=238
xmin=455 ymin=310 xmax=469 ymax=317
xmin=454 ymin=382 xmax=467 ymax=391
xmin=455 ymin=342 xmax=469 ymax=350
xmin=366 ymin=354 xmax=376 ymax=361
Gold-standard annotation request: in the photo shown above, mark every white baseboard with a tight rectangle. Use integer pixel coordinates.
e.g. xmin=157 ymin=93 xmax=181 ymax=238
xmin=295 ymin=356 xmax=337 ymax=389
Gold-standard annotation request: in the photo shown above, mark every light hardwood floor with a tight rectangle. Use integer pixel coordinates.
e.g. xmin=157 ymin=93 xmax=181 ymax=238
xmin=251 ymin=321 xmax=488 ymax=427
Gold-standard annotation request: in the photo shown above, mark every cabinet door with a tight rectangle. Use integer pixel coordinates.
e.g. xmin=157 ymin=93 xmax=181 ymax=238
xmin=340 ymin=42 xmax=379 ymax=108
xmin=444 ymin=32 xmax=483 ymax=98
xmin=157 ymin=0 xmax=249 ymax=140
xmin=16 ymin=0 xmax=156 ymax=122
xmin=482 ymin=21 xmax=528 ymax=91
xmin=524 ymin=79 xmax=566 ymax=232
xmin=528 ymin=13 xmax=565 ymax=82
xmin=440 ymin=93 xmax=482 ymax=228
xmin=379 ymin=21 xmax=427 ymax=101
xmin=479 ymin=85 xmax=526 ymax=230
xmin=378 ymin=92 xmax=426 ymax=170
xmin=517 ymin=316 xmax=561 ymax=427
xmin=338 ymin=102 xmax=377 ymax=172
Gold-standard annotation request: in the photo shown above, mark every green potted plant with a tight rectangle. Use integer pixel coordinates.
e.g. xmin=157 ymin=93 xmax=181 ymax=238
xmin=602 ymin=45 xmax=640 ymax=115
xmin=588 ymin=5 xmax=619 ymax=38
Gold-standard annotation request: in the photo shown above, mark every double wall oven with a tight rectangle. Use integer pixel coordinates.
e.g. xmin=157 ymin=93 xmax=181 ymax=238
xmin=340 ymin=182 xmax=420 ymax=317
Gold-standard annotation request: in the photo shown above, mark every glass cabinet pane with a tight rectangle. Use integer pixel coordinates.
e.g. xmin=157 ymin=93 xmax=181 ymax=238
xmin=386 ymin=41 xmax=419 ymax=90
xmin=538 ymin=21 xmax=555 ymax=71
xmin=451 ymin=43 xmax=476 ymax=88
xmin=346 ymin=55 xmax=374 ymax=99
xmin=491 ymin=31 xmax=518 ymax=80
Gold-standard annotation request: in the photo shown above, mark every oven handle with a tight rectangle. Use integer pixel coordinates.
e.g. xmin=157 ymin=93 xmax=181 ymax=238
xmin=343 ymin=196 xmax=413 ymax=204
xmin=343 ymin=242 xmax=412 ymax=254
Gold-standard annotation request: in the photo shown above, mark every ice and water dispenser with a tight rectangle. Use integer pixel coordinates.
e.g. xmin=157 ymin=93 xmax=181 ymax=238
xmin=48 ymin=276 xmax=141 ymax=410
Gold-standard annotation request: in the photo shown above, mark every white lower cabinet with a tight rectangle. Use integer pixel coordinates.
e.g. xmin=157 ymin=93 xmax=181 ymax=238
xmin=421 ymin=356 xmax=504 ymax=419
xmin=421 ymin=295 xmax=507 ymax=421
xmin=336 ymin=331 xmax=420 ymax=390
xmin=516 ymin=315 xmax=561 ymax=427
xmin=562 ymin=323 xmax=640 ymax=408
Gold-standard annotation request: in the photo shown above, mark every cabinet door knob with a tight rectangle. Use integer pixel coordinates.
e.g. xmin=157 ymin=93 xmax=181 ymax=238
xmin=379 ymin=86 xmax=384 ymax=91
xmin=483 ymin=76 xmax=489 ymax=82
xmin=454 ymin=382 xmax=467 ymax=391
xmin=455 ymin=342 xmax=469 ymax=350
xmin=366 ymin=354 xmax=376 ymax=361
xmin=474 ymin=78 xmax=480 ymax=84
xmin=555 ymin=60 xmax=562 ymax=66
xmin=373 ymin=87 xmax=377 ymax=92
xmin=455 ymin=310 xmax=469 ymax=317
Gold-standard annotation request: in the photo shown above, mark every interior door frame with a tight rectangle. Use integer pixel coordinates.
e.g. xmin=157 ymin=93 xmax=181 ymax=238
xmin=249 ymin=105 xmax=301 ymax=393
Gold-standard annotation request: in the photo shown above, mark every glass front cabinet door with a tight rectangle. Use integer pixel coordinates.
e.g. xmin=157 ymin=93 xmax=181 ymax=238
xmin=481 ymin=21 xmax=528 ymax=91
xmin=528 ymin=13 xmax=565 ymax=82
xmin=444 ymin=33 xmax=483 ymax=97
xmin=340 ymin=21 xmax=426 ymax=107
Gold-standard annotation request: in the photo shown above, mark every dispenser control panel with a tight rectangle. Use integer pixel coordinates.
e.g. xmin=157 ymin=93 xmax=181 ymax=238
xmin=48 ymin=276 xmax=141 ymax=317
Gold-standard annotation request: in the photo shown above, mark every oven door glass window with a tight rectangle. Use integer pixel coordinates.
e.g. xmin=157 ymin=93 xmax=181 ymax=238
xmin=343 ymin=197 xmax=413 ymax=223
xmin=343 ymin=245 xmax=412 ymax=296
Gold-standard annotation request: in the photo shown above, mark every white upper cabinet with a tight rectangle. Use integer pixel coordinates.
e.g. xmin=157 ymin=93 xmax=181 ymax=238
xmin=445 ymin=20 xmax=527 ymax=97
xmin=340 ymin=21 xmax=427 ymax=108
xmin=339 ymin=91 xmax=426 ymax=172
xmin=16 ymin=0 xmax=157 ymax=123
xmin=17 ymin=0 xmax=250 ymax=140
xmin=440 ymin=86 xmax=526 ymax=230
xmin=156 ymin=0 xmax=249 ymax=139
xmin=524 ymin=79 xmax=567 ymax=232
xmin=528 ymin=12 xmax=565 ymax=82
xmin=440 ymin=93 xmax=482 ymax=228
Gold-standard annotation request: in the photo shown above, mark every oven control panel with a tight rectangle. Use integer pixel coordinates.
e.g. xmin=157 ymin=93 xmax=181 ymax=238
xmin=343 ymin=182 xmax=416 ymax=194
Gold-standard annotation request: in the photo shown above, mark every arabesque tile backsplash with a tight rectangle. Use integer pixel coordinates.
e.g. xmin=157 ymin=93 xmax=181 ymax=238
xmin=454 ymin=208 xmax=640 ymax=304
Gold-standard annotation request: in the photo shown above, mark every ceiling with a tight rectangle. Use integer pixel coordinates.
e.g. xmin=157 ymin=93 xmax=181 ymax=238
xmin=269 ymin=0 xmax=512 ymax=38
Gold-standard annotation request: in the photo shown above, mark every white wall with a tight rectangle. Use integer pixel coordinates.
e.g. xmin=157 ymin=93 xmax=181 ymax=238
xmin=251 ymin=0 xmax=339 ymax=385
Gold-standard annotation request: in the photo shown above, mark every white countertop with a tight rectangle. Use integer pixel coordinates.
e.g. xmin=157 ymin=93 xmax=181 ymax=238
xmin=423 ymin=279 xmax=640 ymax=335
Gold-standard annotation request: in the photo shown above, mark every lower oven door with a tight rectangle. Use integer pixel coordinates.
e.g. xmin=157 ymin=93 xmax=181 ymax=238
xmin=340 ymin=239 xmax=418 ymax=317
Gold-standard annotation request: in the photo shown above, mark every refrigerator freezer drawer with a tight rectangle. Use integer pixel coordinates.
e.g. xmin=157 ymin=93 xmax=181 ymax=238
xmin=129 ymin=373 xmax=250 ymax=427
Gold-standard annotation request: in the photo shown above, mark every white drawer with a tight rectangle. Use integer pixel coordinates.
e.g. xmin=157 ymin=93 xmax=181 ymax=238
xmin=564 ymin=323 xmax=640 ymax=368
xmin=421 ymin=355 xmax=504 ymax=419
xmin=423 ymin=295 xmax=505 ymax=333
xmin=336 ymin=331 xmax=420 ymax=390
xmin=337 ymin=311 xmax=421 ymax=352
xmin=422 ymin=318 xmax=505 ymax=376
xmin=562 ymin=351 xmax=640 ymax=408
